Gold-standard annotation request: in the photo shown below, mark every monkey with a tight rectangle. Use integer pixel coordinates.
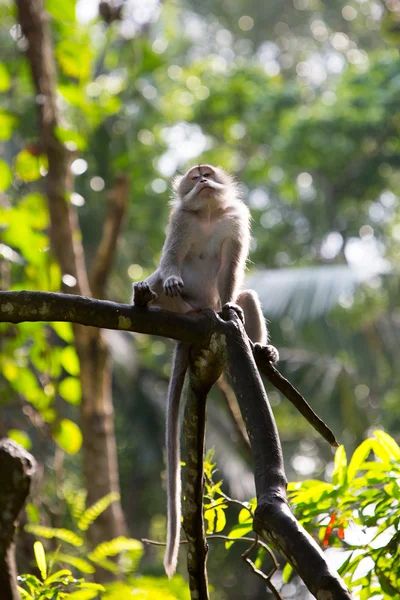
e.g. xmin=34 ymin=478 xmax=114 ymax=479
xmin=132 ymin=164 xmax=278 ymax=578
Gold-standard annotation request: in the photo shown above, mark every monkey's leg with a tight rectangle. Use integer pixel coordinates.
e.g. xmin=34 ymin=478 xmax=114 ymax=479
xmin=236 ymin=290 xmax=279 ymax=363
xmin=164 ymin=342 xmax=189 ymax=578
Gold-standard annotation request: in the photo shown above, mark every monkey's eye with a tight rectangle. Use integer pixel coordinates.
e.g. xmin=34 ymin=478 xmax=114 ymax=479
xmin=203 ymin=173 xmax=211 ymax=177
xmin=192 ymin=176 xmax=199 ymax=180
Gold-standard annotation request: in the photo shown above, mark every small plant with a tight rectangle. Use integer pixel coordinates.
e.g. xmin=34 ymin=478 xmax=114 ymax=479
xmin=25 ymin=491 xmax=143 ymax=576
xmin=18 ymin=541 xmax=105 ymax=599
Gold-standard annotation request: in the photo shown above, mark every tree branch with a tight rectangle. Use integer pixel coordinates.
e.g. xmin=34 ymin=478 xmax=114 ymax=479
xmin=0 ymin=291 xmax=213 ymax=344
xmin=0 ymin=291 xmax=337 ymax=445
xmin=223 ymin=309 xmax=352 ymax=599
xmin=90 ymin=174 xmax=129 ymax=299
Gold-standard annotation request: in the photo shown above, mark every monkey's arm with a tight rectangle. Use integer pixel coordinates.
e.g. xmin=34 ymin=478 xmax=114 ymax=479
xmin=218 ymin=210 xmax=250 ymax=304
xmin=218 ymin=238 xmax=246 ymax=305
xmin=159 ymin=211 xmax=194 ymax=297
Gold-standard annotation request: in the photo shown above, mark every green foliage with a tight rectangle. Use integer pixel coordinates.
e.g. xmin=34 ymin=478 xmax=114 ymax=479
xmin=53 ymin=419 xmax=83 ymax=455
xmin=7 ymin=428 xmax=32 ymax=450
xmin=18 ymin=541 xmax=105 ymax=600
xmin=103 ymin=577 xmax=190 ymax=600
xmin=288 ymin=432 xmax=400 ymax=596
xmin=0 ymin=158 xmax=11 ymax=190
xmin=77 ymin=493 xmax=121 ymax=531
xmin=26 ymin=491 xmax=143 ymax=577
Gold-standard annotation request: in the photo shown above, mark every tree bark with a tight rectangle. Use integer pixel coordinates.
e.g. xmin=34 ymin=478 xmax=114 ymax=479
xmin=0 ymin=439 xmax=36 ymax=600
xmin=15 ymin=0 xmax=127 ymax=581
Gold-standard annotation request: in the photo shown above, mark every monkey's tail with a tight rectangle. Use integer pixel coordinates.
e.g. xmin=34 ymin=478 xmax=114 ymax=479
xmin=164 ymin=343 xmax=189 ymax=579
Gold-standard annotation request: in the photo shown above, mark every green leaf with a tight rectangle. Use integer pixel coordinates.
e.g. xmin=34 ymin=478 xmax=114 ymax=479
xmin=0 ymin=63 xmax=11 ymax=92
xmin=0 ymin=159 xmax=11 ymax=191
xmin=282 ymin=562 xmax=293 ymax=583
xmin=56 ymin=39 xmax=93 ymax=80
xmin=347 ymin=439 xmax=374 ymax=481
xmin=0 ymin=111 xmax=17 ymax=141
xmin=205 ymin=507 xmax=216 ymax=534
xmin=55 ymin=126 xmax=88 ymax=151
xmin=51 ymin=322 xmax=74 ymax=343
xmin=46 ymin=0 xmax=76 ymax=23
xmin=18 ymin=574 xmax=42 ymax=593
xmin=332 ymin=445 xmax=347 ymax=487
xmin=48 ymin=553 xmax=95 ymax=574
xmin=225 ymin=523 xmax=253 ymax=548
xmin=374 ymin=430 xmax=400 ymax=460
xmin=17 ymin=587 xmax=33 ymax=600
xmin=59 ymin=377 xmax=81 ymax=405
xmin=88 ymin=536 xmax=143 ymax=562
xmin=215 ymin=506 xmax=226 ymax=533
xmin=34 ymin=541 xmax=47 ymax=580
xmin=25 ymin=524 xmax=84 ymax=547
xmin=26 ymin=503 xmax=40 ymax=524
xmin=44 ymin=569 xmax=72 ymax=585
xmin=14 ymin=150 xmax=47 ymax=183
xmin=64 ymin=487 xmax=87 ymax=521
xmin=76 ymin=583 xmax=105 ymax=591
xmin=60 ymin=346 xmax=80 ymax=376
xmin=7 ymin=429 xmax=31 ymax=450
xmin=54 ymin=419 xmax=82 ymax=454
xmin=19 ymin=193 xmax=49 ymax=229
xmin=78 ymin=492 xmax=120 ymax=530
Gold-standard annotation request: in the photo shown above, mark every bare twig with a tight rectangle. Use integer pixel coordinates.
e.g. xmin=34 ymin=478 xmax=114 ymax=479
xmin=241 ymin=536 xmax=282 ymax=600
xmin=253 ymin=344 xmax=339 ymax=447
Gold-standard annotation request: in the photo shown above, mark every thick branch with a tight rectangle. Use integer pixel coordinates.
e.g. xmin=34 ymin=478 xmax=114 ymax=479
xmin=0 ymin=291 xmax=337 ymax=445
xmin=90 ymin=174 xmax=129 ymax=299
xmin=0 ymin=439 xmax=37 ymax=600
xmin=0 ymin=291 xmax=212 ymax=344
xmin=223 ymin=311 xmax=352 ymax=600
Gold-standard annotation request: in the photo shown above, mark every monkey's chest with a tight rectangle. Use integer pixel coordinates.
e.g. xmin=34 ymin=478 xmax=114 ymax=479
xmin=180 ymin=223 xmax=231 ymax=309
xmin=186 ymin=224 xmax=228 ymax=269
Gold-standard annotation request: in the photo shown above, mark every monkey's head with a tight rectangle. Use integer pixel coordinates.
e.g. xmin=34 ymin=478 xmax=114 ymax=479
xmin=172 ymin=164 xmax=238 ymax=208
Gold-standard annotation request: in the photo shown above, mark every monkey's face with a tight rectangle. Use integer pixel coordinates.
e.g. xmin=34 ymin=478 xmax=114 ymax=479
xmin=175 ymin=164 xmax=228 ymax=204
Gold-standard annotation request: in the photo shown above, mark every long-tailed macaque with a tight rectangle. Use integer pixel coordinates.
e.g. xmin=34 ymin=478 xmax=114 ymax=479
xmin=132 ymin=164 xmax=278 ymax=578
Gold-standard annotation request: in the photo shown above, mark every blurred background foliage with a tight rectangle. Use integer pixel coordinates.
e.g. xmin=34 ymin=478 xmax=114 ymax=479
xmin=1 ymin=0 xmax=400 ymax=597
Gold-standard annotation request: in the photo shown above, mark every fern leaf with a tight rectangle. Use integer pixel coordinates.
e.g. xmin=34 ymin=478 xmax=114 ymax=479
xmin=77 ymin=492 xmax=120 ymax=531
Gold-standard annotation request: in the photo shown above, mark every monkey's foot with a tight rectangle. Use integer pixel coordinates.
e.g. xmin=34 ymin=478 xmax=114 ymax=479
xmin=164 ymin=276 xmax=184 ymax=297
xmin=254 ymin=343 xmax=279 ymax=364
xmin=220 ymin=302 xmax=245 ymax=325
xmin=133 ymin=281 xmax=157 ymax=307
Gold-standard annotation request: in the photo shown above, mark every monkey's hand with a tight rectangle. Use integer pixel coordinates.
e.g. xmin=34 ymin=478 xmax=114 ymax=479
xmin=254 ymin=343 xmax=279 ymax=364
xmin=220 ymin=302 xmax=245 ymax=325
xmin=164 ymin=276 xmax=184 ymax=297
xmin=133 ymin=281 xmax=157 ymax=307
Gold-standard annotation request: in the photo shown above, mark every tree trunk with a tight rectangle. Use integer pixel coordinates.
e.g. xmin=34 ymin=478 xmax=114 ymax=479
xmin=16 ymin=0 xmax=128 ymax=581
xmin=0 ymin=439 xmax=36 ymax=600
